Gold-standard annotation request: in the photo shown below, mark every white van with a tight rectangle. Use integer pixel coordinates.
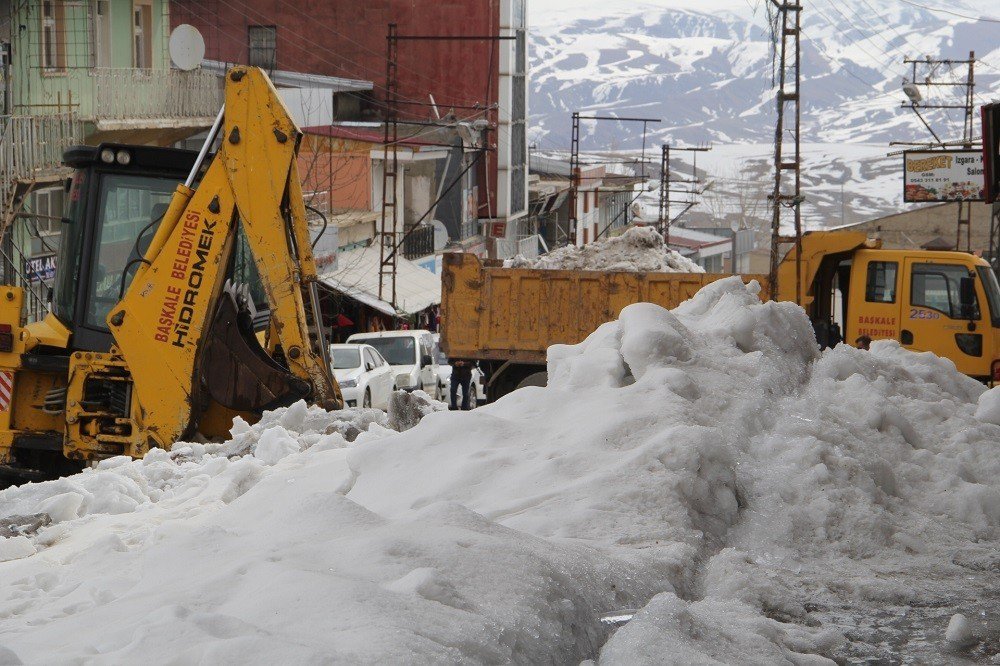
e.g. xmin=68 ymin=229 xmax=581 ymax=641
xmin=346 ymin=329 xmax=440 ymax=400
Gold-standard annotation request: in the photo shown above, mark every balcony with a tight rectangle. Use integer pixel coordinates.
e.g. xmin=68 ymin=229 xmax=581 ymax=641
xmin=403 ymin=225 xmax=435 ymax=260
xmin=86 ymin=68 xmax=222 ymax=128
xmin=0 ymin=114 xmax=83 ymax=206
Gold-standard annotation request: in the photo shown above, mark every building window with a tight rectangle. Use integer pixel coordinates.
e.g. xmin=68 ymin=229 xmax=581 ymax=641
xmin=509 ymin=28 xmax=527 ymax=216
xmin=133 ymin=1 xmax=152 ymax=68
xmin=40 ymin=1 xmax=66 ymax=72
xmin=248 ymin=25 xmax=277 ymax=71
xmin=94 ymin=1 xmax=112 ymax=68
xmin=865 ymin=261 xmax=897 ymax=303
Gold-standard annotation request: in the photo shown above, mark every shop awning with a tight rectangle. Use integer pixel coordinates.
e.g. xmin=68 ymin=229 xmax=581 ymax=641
xmin=318 ymin=245 xmax=441 ymax=316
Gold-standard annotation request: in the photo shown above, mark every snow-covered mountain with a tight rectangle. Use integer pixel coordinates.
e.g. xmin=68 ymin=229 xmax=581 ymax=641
xmin=527 ymin=0 xmax=1000 ymax=226
xmin=529 ymin=0 xmax=1000 ymax=148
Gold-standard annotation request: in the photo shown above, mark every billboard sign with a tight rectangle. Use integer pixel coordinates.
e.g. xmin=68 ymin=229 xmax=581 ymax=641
xmin=903 ymin=149 xmax=984 ymax=203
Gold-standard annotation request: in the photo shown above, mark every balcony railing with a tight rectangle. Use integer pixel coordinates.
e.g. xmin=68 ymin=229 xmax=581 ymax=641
xmin=0 ymin=114 xmax=81 ymax=224
xmin=0 ymin=114 xmax=81 ymax=188
xmin=89 ymin=68 xmax=222 ymax=121
xmin=403 ymin=225 xmax=435 ymax=260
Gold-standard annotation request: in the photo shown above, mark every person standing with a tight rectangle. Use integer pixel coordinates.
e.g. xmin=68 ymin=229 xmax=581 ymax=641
xmin=450 ymin=359 xmax=474 ymax=411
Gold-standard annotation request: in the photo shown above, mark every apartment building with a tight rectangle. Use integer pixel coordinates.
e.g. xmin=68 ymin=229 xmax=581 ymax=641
xmin=171 ymin=0 xmax=529 ymax=258
xmin=0 ymin=0 xmax=221 ymax=315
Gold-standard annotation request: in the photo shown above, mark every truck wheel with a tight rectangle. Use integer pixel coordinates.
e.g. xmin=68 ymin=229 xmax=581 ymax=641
xmin=363 ymin=389 xmax=371 ymax=408
xmin=515 ymin=371 xmax=547 ymax=391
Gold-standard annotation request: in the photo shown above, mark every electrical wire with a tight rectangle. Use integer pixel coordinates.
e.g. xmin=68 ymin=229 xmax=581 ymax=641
xmin=893 ymin=0 xmax=1000 ymax=24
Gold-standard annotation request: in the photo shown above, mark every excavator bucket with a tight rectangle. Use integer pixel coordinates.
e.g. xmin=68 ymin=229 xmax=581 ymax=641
xmin=200 ymin=283 xmax=312 ymax=412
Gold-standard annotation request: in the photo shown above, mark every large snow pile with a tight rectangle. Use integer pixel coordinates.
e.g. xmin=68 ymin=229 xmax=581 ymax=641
xmin=504 ymin=225 xmax=705 ymax=273
xmin=1 ymin=277 xmax=999 ymax=663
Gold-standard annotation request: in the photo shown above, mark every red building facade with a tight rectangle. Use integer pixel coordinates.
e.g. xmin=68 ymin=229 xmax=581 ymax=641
xmin=171 ymin=0 xmax=527 ymax=233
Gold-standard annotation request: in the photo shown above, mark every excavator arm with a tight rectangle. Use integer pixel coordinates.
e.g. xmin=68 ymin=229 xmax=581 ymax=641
xmin=102 ymin=67 xmax=341 ymax=451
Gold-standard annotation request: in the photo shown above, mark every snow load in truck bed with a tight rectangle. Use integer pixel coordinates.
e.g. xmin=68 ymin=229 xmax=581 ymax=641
xmin=504 ymin=225 xmax=706 ymax=273
xmin=1 ymin=277 xmax=999 ymax=663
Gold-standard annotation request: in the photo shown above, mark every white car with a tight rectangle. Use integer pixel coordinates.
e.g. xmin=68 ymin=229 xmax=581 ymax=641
xmin=434 ymin=340 xmax=486 ymax=408
xmin=330 ymin=343 xmax=394 ymax=409
xmin=346 ymin=330 xmax=440 ymax=399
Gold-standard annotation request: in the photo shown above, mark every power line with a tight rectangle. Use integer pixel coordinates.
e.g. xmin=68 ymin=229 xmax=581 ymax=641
xmin=894 ymin=0 xmax=1000 ymax=24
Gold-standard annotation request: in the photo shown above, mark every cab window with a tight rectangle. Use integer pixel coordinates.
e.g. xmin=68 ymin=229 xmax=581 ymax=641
xmin=910 ymin=263 xmax=979 ymax=320
xmin=85 ymin=174 xmax=176 ymax=328
xmin=976 ymin=266 xmax=1000 ymax=327
xmin=865 ymin=261 xmax=897 ymax=303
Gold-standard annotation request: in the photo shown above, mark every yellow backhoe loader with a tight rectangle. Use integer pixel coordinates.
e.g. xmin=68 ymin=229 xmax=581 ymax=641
xmin=0 ymin=67 xmax=342 ymax=482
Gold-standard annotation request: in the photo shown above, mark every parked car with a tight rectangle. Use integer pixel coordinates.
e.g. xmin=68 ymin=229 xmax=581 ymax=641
xmin=346 ymin=330 xmax=440 ymax=399
xmin=433 ymin=334 xmax=486 ymax=408
xmin=330 ymin=343 xmax=395 ymax=409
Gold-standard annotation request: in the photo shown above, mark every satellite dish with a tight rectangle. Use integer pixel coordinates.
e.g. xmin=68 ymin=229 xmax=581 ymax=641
xmin=169 ymin=24 xmax=206 ymax=71
xmin=432 ymin=220 xmax=449 ymax=251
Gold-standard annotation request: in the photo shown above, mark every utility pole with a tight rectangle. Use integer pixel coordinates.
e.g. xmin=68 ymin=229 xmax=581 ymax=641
xmin=658 ymin=144 xmax=669 ymax=242
xmin=377 ymin=23 xmax=400 ymax=307
xmin=568 ymin=113 xmax=659 ymax=246
xmin=959 ymin=52 xmax=976 ymax=253
xmin=569 ymin=112 xmax=581 ymax=246
xmin=378 ymin=29 xmax=516 ymax=306
xmin=659 ymin=144 xmax=710 ymax=244
xmin=901 ymin=52 xmax=977 ymax=252
xmin=768 ymin=0 xmax=802 ymax=304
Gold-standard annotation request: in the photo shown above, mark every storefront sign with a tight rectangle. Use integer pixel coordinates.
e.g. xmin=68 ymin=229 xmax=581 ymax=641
xmin=25 ymin=254 xmax=56 ymax=282
xmin=903 ymin=150 xmax=984 ymax=202
xmin=488 ymin=221 xmax=507 ymax=238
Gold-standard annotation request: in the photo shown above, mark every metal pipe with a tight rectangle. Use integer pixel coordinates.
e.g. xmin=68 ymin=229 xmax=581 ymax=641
xmin=308 ymin=281 xmax=332 ymax=383
xmin=184 ymin=105 xmax=225 ymax=188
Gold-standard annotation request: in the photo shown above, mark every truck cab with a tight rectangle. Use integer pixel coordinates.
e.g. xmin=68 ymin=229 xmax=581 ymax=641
xmin=790 ymin=232 xmax=1000 ymax=380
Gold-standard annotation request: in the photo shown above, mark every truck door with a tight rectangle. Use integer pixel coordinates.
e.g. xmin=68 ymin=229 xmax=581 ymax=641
xmin=901 ymin=259 xmax=986 ymax=375
xmin=847 ymin=257 xmax=902 ymax=346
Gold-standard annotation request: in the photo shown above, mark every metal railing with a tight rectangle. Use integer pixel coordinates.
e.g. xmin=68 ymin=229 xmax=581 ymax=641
xmin=0 ymin=114 xmax=81 ymax=231
xmin=493 ymin=234 xmax=540 ymax=260
xmin=403 ymin=225 xmax=435 ymax=260
xmin=0 ymin=114 xmax=81 ymax=187
xmin=90 ymin=68 xmax=222 ymax=120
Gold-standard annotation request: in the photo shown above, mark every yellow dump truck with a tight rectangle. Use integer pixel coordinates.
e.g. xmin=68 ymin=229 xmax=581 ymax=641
xmin=440 ymin=230 xmax=1000 ymax=400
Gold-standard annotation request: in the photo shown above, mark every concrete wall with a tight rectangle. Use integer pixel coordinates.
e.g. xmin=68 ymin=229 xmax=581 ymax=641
xmin=298 ymin=134 xmax=373 ymax=212
xmin=848 ymin=202 xmax=994 ymax=253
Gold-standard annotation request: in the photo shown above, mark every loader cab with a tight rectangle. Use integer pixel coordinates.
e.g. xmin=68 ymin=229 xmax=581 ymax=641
xmin=53 ymin=144 xmax=198 ymax=351
xmin=53 ymin=144 xmax=266 ymax=352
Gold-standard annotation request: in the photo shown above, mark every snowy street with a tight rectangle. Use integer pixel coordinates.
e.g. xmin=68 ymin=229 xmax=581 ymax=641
xmin=0 ymin=278 xmax=998 ymax=663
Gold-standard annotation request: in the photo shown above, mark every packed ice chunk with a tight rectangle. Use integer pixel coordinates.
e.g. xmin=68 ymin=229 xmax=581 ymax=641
xmin=386 ymin=389 xmax=447 ymax=431
xmin=946 ymin=613 xmax=976 ymax=647
xmin=599 ymin=592 xmax=844 ymax=664
xmin=974 ymin=386 xmax=1000 ymax=425
xmin=504 ymin=225 xmax=705 ymax=273
xmin=0 ymin=536 xmax=35 ymax=562
xmin=252 ymin=426 xmax=300 ymax=465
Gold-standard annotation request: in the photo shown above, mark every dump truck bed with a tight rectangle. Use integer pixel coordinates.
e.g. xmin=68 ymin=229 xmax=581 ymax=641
xmin=441 ymin=252 xmax=769 ymax=365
